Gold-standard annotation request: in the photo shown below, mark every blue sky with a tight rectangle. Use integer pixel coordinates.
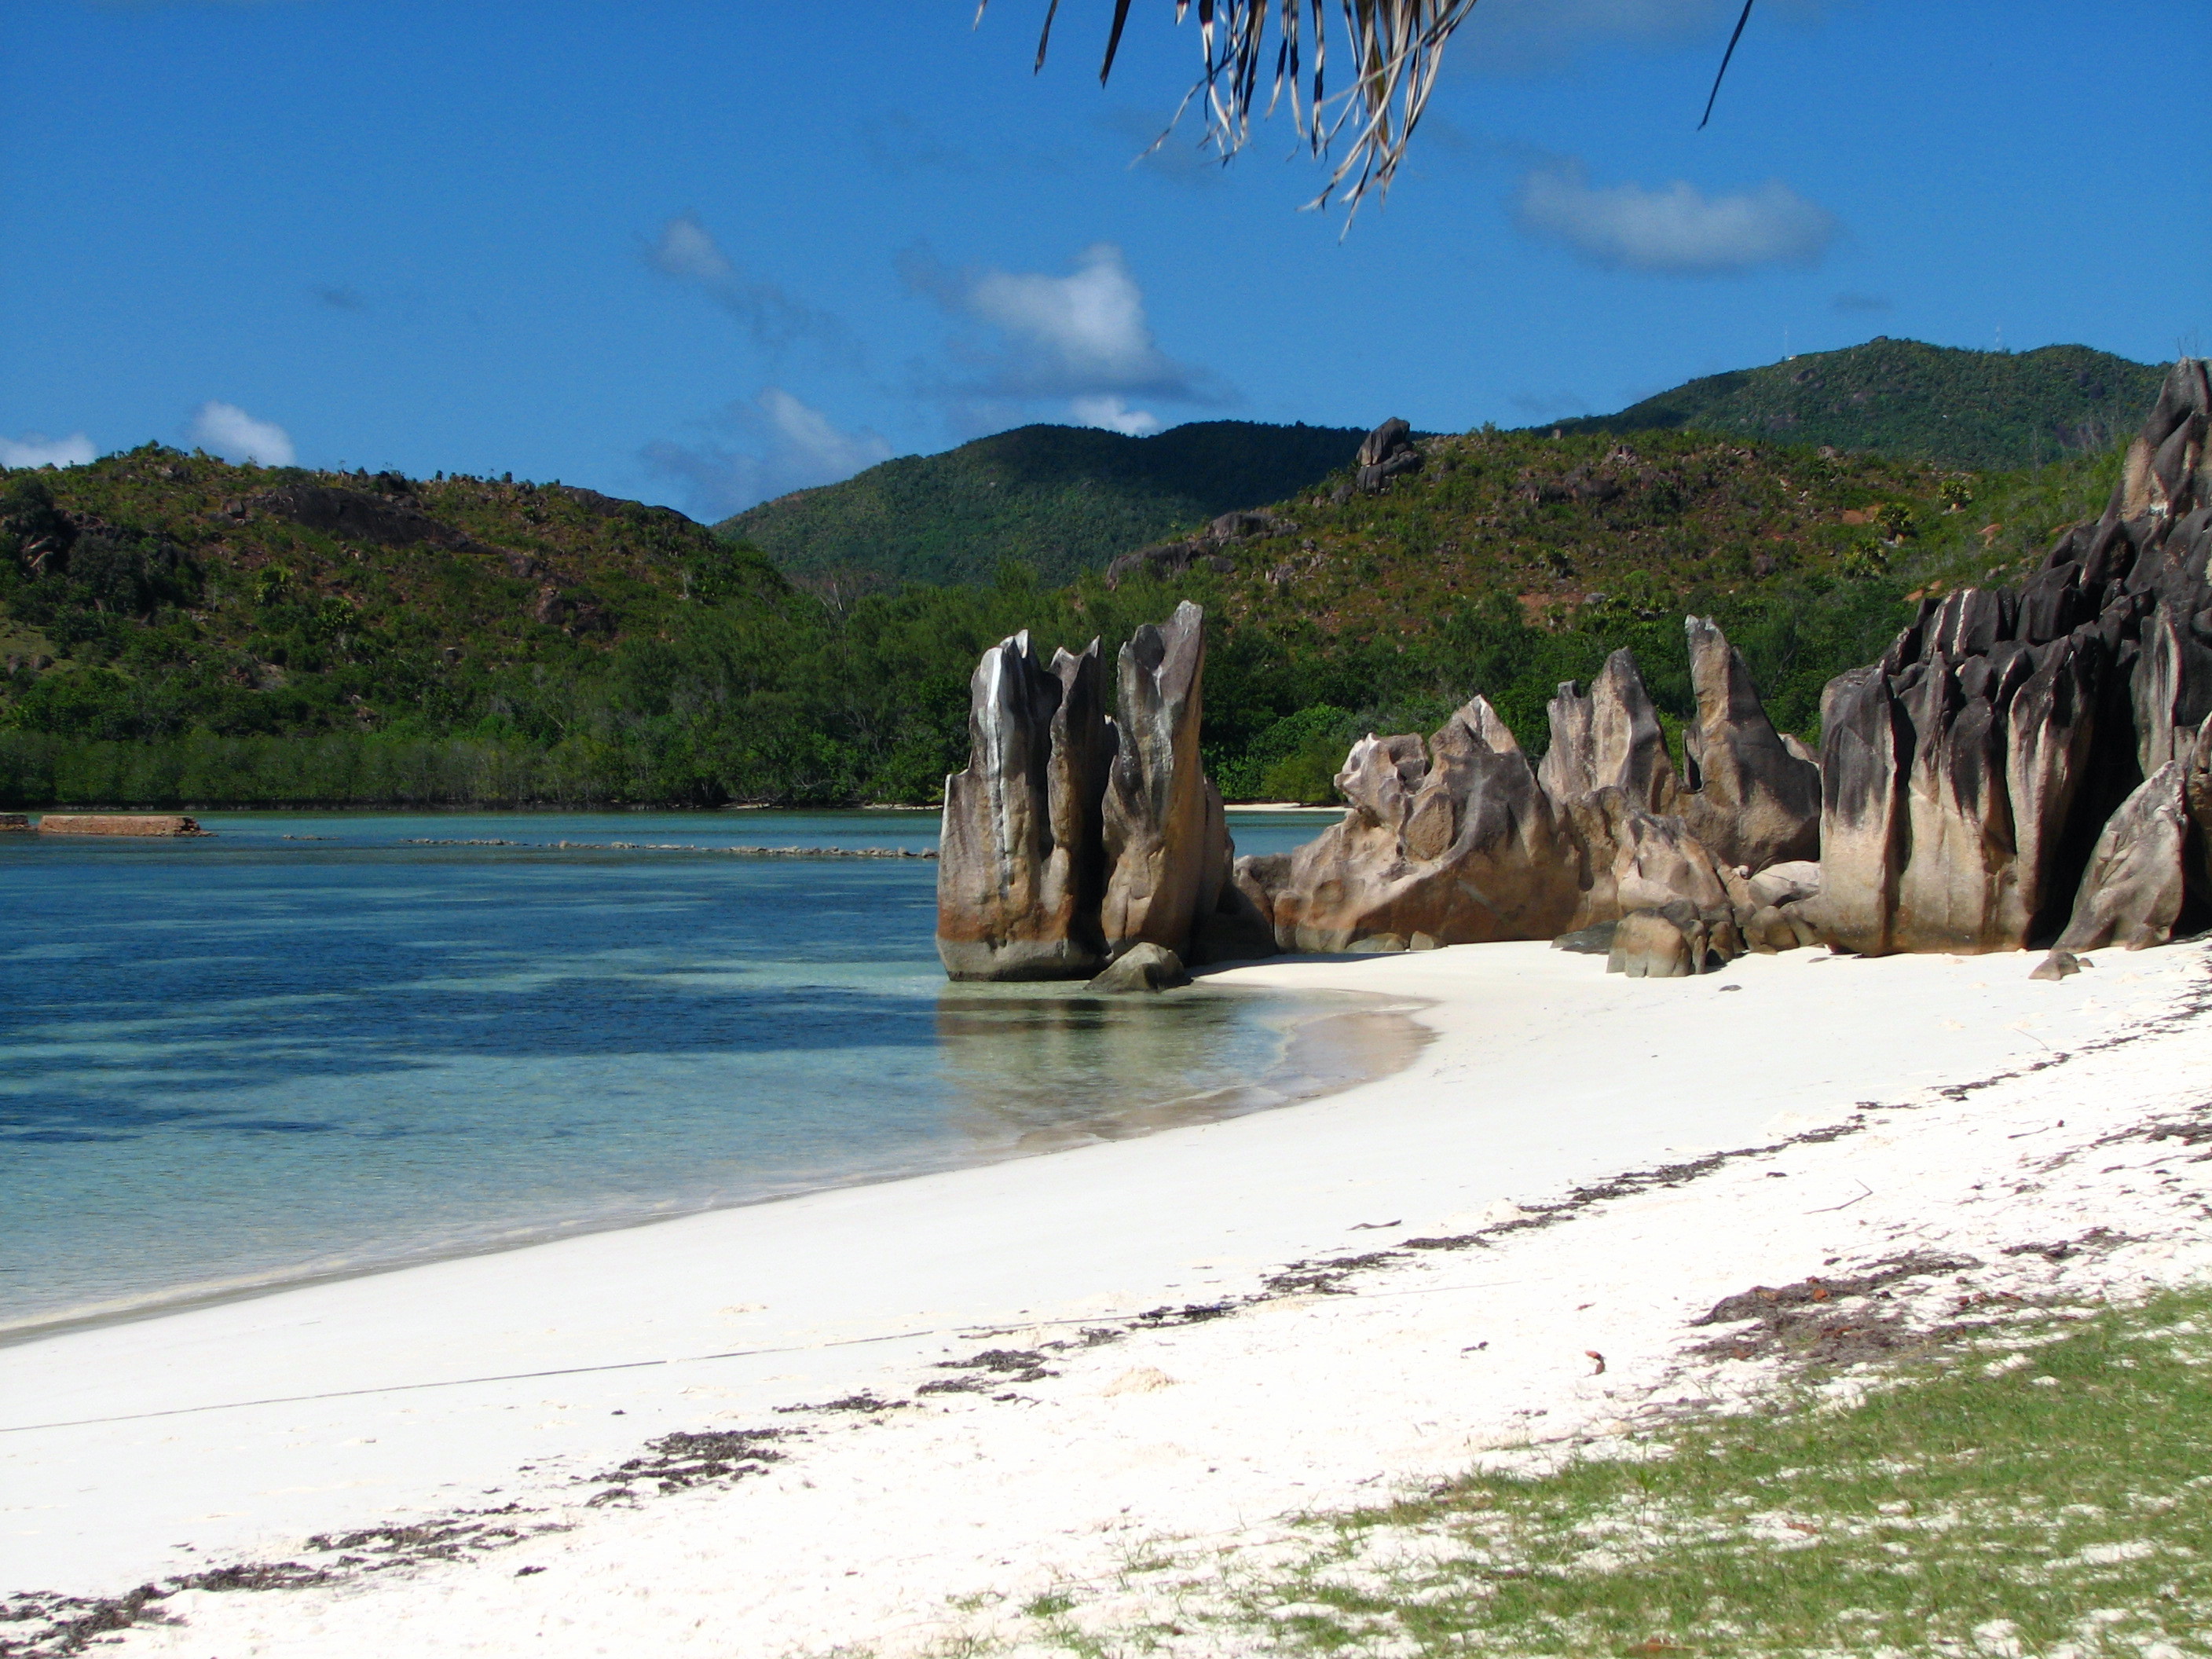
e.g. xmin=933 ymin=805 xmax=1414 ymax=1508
xmin=3 ymin=1 xmax=2204 ymax=518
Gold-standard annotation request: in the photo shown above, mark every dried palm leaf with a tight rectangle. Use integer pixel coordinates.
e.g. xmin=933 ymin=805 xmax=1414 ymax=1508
xmin=978 ymin=1 xmax=1762 ymax=218
xmin=977 ymin=0 xmax=1480 ymax=215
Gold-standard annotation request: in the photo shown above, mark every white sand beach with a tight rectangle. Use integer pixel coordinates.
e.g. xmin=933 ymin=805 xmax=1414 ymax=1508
xmin=7 ymin=939 xmax=2211 ymax=1657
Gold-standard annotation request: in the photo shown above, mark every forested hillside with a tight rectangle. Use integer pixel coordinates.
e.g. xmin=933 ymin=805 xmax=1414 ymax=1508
xmin=720 ymin=419 xmax=1365 ymax=589
xmin=1557 ymin=339 xmax=2162 ymax=471
xmin=0 ymin=422 xmax=2113 ymax=809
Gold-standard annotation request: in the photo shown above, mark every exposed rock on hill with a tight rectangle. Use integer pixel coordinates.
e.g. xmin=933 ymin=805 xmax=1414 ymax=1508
xmin=255 ymin=483 xmax=477 ymax=550
xmin=1355 ymin=419 xmax=1423 ymax=494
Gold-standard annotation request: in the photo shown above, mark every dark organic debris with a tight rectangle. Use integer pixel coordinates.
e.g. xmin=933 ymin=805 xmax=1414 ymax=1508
xmin=2001 ymin=1226 xmax=2144 ymax=1261
xmin=588 ymin=1429 xmax=786 ymax=1499
xmin=918 ymin=1348 xmax=1057 ymax=1394
xmin=1 ymin=1562 xmax=332 ymax=1659
xmin=775 ymin=1392 xmax=913 ymax=1415
xmin=1689 ymin=1252 xmax=1984 ymax=1364
xmin=1262 ymin=1251 xmax=1403 ymax=1296
xmin=1131 ymin=1299 xmax=1242 ymax=1328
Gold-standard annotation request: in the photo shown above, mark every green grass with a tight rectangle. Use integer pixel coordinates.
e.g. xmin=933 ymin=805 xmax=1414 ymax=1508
xmin=1032 ymin=1289 xmax=2212 ymax=1657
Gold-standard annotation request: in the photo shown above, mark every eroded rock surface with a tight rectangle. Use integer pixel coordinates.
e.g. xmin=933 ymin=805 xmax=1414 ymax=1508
xmin=1266 ymin=697 xmax=1581 ymax=953
xmin=1537 ymin=650 xmax=1680 ymax=816
xmin=1101 ymin=601 xmax=1235 ymax=958
xmin=2051 ymin=762 xmax=2192 ymax=954
xmin=936 ymin=633 xmax=1111 ymax=980
xmin=1679 ymin=615 xmax=1821 ymax=870
xmin=1811 ymin=357 xmax=2212 ymax=956
xmin=939 ymin=605 xmax=1247 ymax=980
xmin=1355 ymin=418 xmax=1423 ymax=493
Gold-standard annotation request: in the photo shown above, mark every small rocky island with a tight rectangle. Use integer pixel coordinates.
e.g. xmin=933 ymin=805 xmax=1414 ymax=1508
xmin=940 ymin=359 xmax=2211 ymax=983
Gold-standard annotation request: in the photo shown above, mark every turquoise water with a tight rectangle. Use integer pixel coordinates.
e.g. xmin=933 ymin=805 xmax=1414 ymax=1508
xmin=0 ymin=809 xmax=1365 ymax=1339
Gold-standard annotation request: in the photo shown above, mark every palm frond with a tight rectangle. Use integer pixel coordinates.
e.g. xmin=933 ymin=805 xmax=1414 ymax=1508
xmin=991 ymin=0 xmax=1483 ymax=216
xmin=991 ymin=1 xmax=1762 ymax=218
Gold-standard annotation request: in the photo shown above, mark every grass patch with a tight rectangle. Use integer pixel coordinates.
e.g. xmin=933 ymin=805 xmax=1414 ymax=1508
xmin=1077 ymin=1289 xmax=2212 ymax=1657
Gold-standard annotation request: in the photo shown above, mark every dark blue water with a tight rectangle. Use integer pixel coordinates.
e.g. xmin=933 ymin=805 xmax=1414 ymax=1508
xmin=0 ymin=809 xmax=1351 ymax=1336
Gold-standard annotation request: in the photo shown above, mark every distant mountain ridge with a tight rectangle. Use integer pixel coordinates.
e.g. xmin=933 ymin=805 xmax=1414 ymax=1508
xmin=719 ymin=419 xmax=1365 ymax=590
xmin=1555 ymin=338 xmax=2163 ymax=471
xmin=721 ymin=341 xmax=2162 ymax=595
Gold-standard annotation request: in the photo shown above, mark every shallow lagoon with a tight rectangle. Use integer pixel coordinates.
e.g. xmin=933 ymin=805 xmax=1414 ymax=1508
xmin=0 ymin=808 xmax=1386 ymax=1338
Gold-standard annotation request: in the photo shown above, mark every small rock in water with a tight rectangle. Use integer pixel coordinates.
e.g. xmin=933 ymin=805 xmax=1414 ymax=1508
xmin=1085 ymin=943 xmax=1189 ymax=994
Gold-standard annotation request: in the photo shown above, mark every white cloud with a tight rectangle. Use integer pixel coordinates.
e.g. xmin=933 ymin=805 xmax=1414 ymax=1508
xmin=643 ymin=215 xmax=844 ymax=356
xmin=1514 ymin=158 xmax=1837 ymax=274
xmin=0 ymin=431 xmax=96 ymax=469
xmin=187 ymin=401 xmax=296 ymax=465
xmin=902 ymin=242 xmax=1218 ymax=407
xmin=1070 ymin=396 xmax=1163 ymax=436
xmin=643 ymin=387 xmax=892 ymax=519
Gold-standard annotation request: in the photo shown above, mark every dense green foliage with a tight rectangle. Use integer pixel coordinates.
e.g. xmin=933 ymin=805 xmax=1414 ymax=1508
xmin=1557 ymin=338 xmax=2163 ymax=471
xmin=0 ymin=409 xmax=2117 ymax=809
xmin=720 ymin=419 xmax=1365 ymax=589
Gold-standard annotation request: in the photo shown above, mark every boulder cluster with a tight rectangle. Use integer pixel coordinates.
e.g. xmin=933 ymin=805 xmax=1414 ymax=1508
xmin=1232 ymin=617 xmax=1822 ymax=976
xmin=938 ymin=359 xmax=2212 ymax=983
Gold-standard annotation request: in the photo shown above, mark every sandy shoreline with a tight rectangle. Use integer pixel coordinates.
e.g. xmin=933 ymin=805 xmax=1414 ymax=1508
xmin=6 ymin=939 xmax=2210 ymax=1656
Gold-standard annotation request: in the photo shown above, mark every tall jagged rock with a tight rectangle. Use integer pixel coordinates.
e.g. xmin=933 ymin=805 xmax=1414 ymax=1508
xmin=1679 ymin=615 xmax=1821 ymax=870
xmin=1100 ymin=601 xmax=1236 ymax=959
xmin=936 ymin=633 xmax=1111 ymax=980
xmin=1537 ymin=650 xmax=1680 ymax=816
xmin=939 ymin=603 xmax=1250 ymax=979
xmin=1810 ymin=358 xmax=2211 ymax=956
xmin=1264 ymin=697 xmax=1581 ymax=952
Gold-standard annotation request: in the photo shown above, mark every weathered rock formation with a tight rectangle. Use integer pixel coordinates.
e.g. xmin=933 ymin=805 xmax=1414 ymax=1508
xmin=1085 ymin=942 xmax=1189 ymax=994
xmin=1101 ymin=602 xmax=1234 ymax=957
xmin=1679 ymin=615 xmax=1822 ymax=870
xmin=1536 ymin=650 xmax=1680 ymax=816
xmin=938 ymin=602 xmax=1245 ymax=981
xmin=1355 ymin=418 xmax=1424 ymax=493
xmin=2049 ymin=761 xmax=2191 ymax=954
xmin=1246 ymin=621 xmax=1804 ymax=963
xmin=936 ymin=632 xmax=1111 ymax=980
xmin=1259 ymin=696 xmax=1582 ymax=954
xmin=1811 ymin=357 xmax=2212 ymax=957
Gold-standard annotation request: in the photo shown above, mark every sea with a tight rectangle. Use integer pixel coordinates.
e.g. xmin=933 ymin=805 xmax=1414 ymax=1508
xmin=0 ymin=808 xmax=1404 ymax=1342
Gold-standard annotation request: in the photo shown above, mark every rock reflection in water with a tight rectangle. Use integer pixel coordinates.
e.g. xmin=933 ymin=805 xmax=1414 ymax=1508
xmin=932 ymin=985 xmax=1429 ymax=1157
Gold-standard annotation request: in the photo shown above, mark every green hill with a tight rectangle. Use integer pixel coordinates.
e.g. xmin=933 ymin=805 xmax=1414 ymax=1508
xmin=0 ymin=419 xmax=2113 ymax=810
xmin=1555 ymin=338 xmax=2163 ymax=471
xmin=719 ymin=419 xmax=1366 ymax=589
